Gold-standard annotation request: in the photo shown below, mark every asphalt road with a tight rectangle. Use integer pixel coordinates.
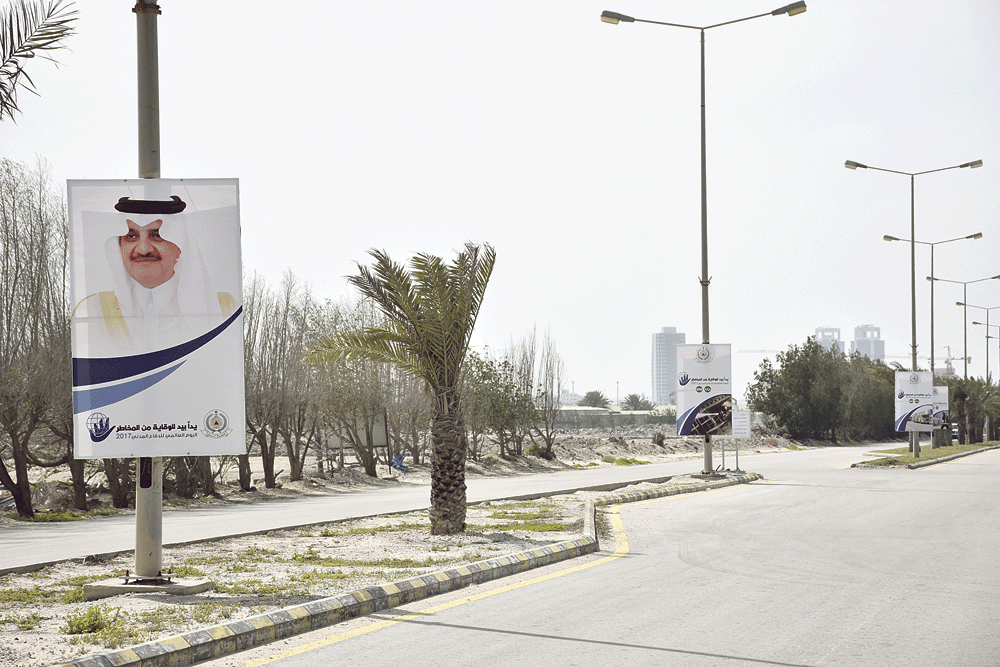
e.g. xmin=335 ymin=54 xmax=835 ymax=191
xmin=3 ymin=444 xmax=877 ymax=573
xmin=210 ymin=446 xmax=1000 ymax=667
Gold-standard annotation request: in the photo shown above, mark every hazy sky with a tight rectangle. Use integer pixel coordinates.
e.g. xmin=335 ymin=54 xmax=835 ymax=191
xmin=4 ymin=0 xmax=999 ymax=404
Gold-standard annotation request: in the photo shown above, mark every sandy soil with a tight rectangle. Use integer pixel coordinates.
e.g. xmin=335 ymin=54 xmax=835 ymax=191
xmin=0 ymin=428 xmax=797 ymax=667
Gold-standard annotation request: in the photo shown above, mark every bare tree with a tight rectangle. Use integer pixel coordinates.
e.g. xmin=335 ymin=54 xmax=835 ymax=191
xmin=243 ymin=273 xmax=279 ymax=489
xmin=385 ymin=366 xmax=430 ymax=465
xmin=530 ymin=329 xmax=564 ymax=459
xmin=275 ymin=274 xmax=320 ymax=482
xmin=502 ymin=330 xmax=537 ymax=457
xmin=312 ymin=299 xmax=392 ymax=478
xmin=0 ymin=158 xmax=68 ymax=516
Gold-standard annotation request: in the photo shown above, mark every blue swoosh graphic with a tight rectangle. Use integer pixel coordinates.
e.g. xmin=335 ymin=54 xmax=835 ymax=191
xmin=73 ymin=306 xmax=241 ymax=388
xmin=74 ymin=362 xmax=185 ymax=414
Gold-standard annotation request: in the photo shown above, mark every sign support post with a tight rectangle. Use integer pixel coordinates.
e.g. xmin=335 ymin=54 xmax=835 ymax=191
xmin=134 ymin=0 xmax=162 ymax=578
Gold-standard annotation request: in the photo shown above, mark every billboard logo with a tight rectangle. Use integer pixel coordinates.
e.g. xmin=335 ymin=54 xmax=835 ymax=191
xmin=86 ymin=412 xmax=115 ymax=442
xmin=897 ymin=390 xmax=905 ymax=399
xmin=696 ymin=346 xmax=713 ymax=363
xmin=909 ymin=373 xmax=920 ymax=384
xmin=202 ymin=409 xmax=232 ymax=438
xmin=678 ymin=372 xmax=691 ymax=386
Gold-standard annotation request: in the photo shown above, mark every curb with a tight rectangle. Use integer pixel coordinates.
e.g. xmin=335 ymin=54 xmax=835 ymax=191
xmin=592 ymin=473 xmax=763 ymax=506
xmin=906 ymin=444 xmax=1000 ymax=469
xmin=52 ymin=473 xmax=760 ymax=667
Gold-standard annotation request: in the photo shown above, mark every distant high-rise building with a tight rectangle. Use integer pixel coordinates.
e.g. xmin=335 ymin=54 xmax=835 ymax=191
xmin=652 ymin=326 xmax=685 ymax=406
xmin=851 ymin=324 xmax=885 ymax=362
xmin=815 ymin=326 xmax=845 ymax=353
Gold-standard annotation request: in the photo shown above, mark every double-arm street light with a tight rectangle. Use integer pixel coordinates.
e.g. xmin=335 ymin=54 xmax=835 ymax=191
xmin=846 ymin=159 xmax=983 ymax=375
xmin=927 ymin=274 xmax=1000 ymax=379
xmin=973 ymin=320 xmax=1000 ymax=383
xmin=602 ymin=2 xmax=806 ymax=348
xmin=601 ymin=2 xmax=807 ymax=473
xmin=884 ymin=233 xmax=983 ymax=377
xmin=966 ymin=306 xmax=1000 ymax=381
xmin=846 ymin=159 xmax=983 ymax=458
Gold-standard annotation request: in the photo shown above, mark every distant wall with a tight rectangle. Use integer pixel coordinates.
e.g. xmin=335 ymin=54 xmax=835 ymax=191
xmin=552 ymin=408 xmax=676 ymax=430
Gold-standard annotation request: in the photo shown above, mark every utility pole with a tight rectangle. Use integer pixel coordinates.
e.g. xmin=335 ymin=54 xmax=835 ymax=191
xmin=133 ymin=0 xmax=162 ymax=578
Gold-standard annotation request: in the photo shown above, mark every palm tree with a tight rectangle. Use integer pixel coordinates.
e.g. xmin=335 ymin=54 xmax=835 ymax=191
xmin=310 ymin=243 xmax=495 ymax=535
xmin=620 ymin=393 xmax=655 ymax=411
xmin=578 ymin=390 xmax=610 ymax=408
xmin=1 ymin=0 xmax=77 ymax=122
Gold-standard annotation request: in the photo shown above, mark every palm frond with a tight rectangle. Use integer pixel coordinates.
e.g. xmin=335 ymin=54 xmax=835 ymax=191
xmin=315 ymin=242 xmax=496 ymax=398
xmin=1 ymin=0 xmax=78 ymax=122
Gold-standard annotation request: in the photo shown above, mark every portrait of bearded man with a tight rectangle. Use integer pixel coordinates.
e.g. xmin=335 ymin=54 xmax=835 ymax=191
xmin=72 ymin=194 xmax=234 ymax=356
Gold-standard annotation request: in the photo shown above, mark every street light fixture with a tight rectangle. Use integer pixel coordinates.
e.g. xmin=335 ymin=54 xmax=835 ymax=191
xmin=846 ymin=158 xmax=984 ymax=457
xmin=884 ymin=232 xmax=983 ymax=378
xmin=927 ymin=274 xmax=1000 ymax=379
xmin=602 ymin=3 xmax=806 ymax=474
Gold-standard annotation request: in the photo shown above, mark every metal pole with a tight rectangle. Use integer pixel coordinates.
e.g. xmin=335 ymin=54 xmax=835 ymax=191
xmin=136 ymin=2 xmax=160 ymax=179
xmin=963 ymin=285 xmax=968 ymax=379
xmin=930 ymin=245 xmax=941 ymax=449
xmin=910 ymin=176 xmax=920 ymax=458
xmin=986 ymin=308 xmax=990 ymax=384
xmin=699 ymin=27 xmax=710 ymax=347
xmin=699 ymin=28 xmax=713 ymax=475
xmin=929 ymin=244 xmax=935 ymax=378
xmin=134 ymin=0 xmax=162 ymax=578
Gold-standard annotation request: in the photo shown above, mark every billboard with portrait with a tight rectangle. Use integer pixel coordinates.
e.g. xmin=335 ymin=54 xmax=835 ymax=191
xmin=676 ymin=344 xmax=732 ymax=436
xmin=894 ymin=371 xmax=934 ymax=432
xmin=68 ymin=179 xmax=245 ymax=458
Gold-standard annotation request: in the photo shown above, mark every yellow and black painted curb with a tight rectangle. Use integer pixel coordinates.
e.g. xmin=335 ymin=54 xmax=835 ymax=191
xmin=53 ymin=472 xmax=760 ymax=667
xmin=593 ymin=472 xmax=763 ymax=506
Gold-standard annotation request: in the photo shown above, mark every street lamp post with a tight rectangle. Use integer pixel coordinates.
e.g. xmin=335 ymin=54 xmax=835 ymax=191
xmin=928 ymin=275 xmax=1000 ymax=445
xmin=846 ymin=158 xmax=983 ymax=457
xmin=966 ymin=306 xmax=1000 ymax=381
xmin=971 ymin=316 xmax=1000 ymax=440
xmin=928 ymin=275 xmax=1000 ymax=380
xmin=977 ymin=321 xmax=1000 ymax=442
xmin=602 ymin=2 xmax=807 ymax=474
xmin=884 ymin=233 xmax=982 ymax=378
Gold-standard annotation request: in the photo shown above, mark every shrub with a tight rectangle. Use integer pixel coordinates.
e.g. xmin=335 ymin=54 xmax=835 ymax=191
xmin=61 ymin=604 xmax=120 ymax=635
xmin=524 ymin=444 xmax=554 ymax=460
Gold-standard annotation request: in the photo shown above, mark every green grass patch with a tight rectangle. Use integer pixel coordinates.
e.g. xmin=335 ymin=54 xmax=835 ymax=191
xmin=319 ymin=522 xmax=425 ymax=537
xmin=165 ymin=564 xmax=207 ymax=578
xmin=1 ymin=612 xmax=49 ymax=630
xmin=469 ymin=521 xmax=570 ymax=532
xmin=600 ymin=456 xmax=649 ymax=466
xmin=290 ymin=546 xmax=457 ymax=569
xmin=4 ymin=505 xmax=125 ymax=522
xmin=0 ymin=585 xmax=64 ymax=604
xmin=60 ymin=602 xmax=238 ymax=649
xmin=469 ymin=501 xmax=572 ymax=533
xmin=6 ymin=510 xmax=85 ymax=522
xmin=189 ymin=603 xmax=237 ymax=624
xmin=185 ymin=545 xmax=280 ymax=567
xmin=291 ymin=569 xmax=353 ymax=585
xmin=864 ymin=442 xmax=994 ymax=466
xmin=572 ymin=462 xmax=600 ymax=468
xmin=213 ymin=579 xmax=304 ymax=597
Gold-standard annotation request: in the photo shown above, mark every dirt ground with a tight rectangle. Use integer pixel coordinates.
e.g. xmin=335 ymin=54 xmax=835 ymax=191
xmin=0 ymin=427 xmax=797 ymax=667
